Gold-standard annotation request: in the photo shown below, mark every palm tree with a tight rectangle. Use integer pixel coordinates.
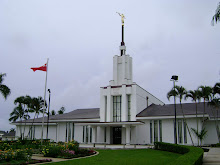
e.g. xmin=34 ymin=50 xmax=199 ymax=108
xmin=213 ymin=82 xmax=220 ymax=95
xmin=175 ymin=86 xmax=194 ymax=145
xmin=191 ymin=128 xmax=207 ymax=147
xmin=212 ymin=2 xmax=220 ymax=25
xmin=58 ymin=106 xmax=65 ymax=114
xmin=0 ymin=73 xmax=11 ymax=100
xmin=14 ymin=96 xmax=31 ymax=138
xmin=185 ymin=90 xmax=201 ymax=146
xmin=51 ymin=110 xmax=56 ymax=115
xmin=28 ymin=96 xmax=45 ymax=139
xmin=198 ymin=86 xmax=212 ymax=126
xmin=167 ymin=87 xmax=178 ymax=144
xmin=9 ymin=104 xmax=25 ymax=139
xmin=208 ymin=98 xmax=220 ymax=143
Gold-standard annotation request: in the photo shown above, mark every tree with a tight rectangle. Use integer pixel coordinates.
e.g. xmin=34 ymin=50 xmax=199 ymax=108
xmin=175 ymin=86 xmax=194 ymax=145
xmin=58 ymin=106 xmax=65 ymax=114
xmin=0 ymin=73 xmax=11 ymax=100
xmin=28 ymin=96 xmax=45 ymax=139
xmin=14 ymin=95 xmax=31 ymax=138
xmin=9 ymin=105 xmax=25 ymax=139
xmin=185 ymin=90 xmax=201 ymax=146
xmin=51 ymin=110 xmax=56 ymax=115
xmin=191 ymin=128 xmax=207 ymax=147
xmin=212 ymin=2 xmax=220 ymax=25
xmin=208 ymin=98 xmax=220 ymax=143
xmin=167 ymin=87 xmax=178 ymax=144
xmin=167 ymin=86 xmax=194 ymax=145
xmin=198 ymin=86 xmax=212 ymax=126
xmin=213 ymin=82 xmax=220 ymax=95
xmin=10 ymin=128 xmax=16 ymax=132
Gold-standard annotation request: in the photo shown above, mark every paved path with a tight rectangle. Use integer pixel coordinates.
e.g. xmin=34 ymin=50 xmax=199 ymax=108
xmin=203 ymin=148 xmax=220 ymax=165
xmin=32 ymin=154 xmax=67 ymax=164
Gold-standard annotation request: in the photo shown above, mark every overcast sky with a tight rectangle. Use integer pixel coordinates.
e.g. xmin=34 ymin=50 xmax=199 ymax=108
xmin=0 ymin=0 xmax=220 ymax=131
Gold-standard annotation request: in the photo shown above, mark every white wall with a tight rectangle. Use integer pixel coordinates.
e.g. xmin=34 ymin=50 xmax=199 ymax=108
xmin=204 ymin=120 xmax=220 ymax=145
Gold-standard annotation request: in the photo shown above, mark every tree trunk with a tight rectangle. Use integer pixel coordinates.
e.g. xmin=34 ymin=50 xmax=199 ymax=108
xmin=180 ymin=101 xmax=194 ymax=146
xmin=195 ymin=101 xmax=199 ymax=146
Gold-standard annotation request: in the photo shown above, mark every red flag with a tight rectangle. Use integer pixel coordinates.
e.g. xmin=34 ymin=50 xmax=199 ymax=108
xmin=31 ymin=64 xmax=47 ymax=72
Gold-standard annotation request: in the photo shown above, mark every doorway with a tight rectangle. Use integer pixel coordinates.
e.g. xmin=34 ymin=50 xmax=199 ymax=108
xmin=112 ymin=127 xmax=121 ymax=144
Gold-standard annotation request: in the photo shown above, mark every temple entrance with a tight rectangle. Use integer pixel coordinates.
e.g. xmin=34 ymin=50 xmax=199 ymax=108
xmin=112 ymin=127 xmax=121 ymax=144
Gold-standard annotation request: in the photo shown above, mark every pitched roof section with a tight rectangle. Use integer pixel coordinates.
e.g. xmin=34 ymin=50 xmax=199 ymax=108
xmin=3 ymin=131 xmax=15 ymax=137
xmin=137 ymin=102 xmax=220 ymax=118
xmin=51 ymin=108 xmax=100 ymax=120
xmin=12 ymin=108 xmax=100 ymax=123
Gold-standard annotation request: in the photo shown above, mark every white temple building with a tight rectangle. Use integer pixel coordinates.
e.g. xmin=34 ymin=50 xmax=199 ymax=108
xmin=11 ymin=17 xmax=220 ymax=146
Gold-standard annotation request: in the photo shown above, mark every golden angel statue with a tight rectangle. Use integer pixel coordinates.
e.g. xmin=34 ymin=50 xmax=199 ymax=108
xmin=116 ymin=12 xmax=125 ymax=25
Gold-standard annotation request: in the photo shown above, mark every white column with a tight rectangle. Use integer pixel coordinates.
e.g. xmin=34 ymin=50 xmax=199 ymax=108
xmin=126 ymin=125 xmax=131 ymax=145
xmin=107 ymin=87 xmax=112 ymax=122
xmin=100 ymin=89 xmax=105 ymax=122
xmin=106 ymin=126 xmax=111 ymax=144
xmin=92 ymin=126 xmax=97 ymax=143
xmin=122 ymin=85 xmax=127 ymax=121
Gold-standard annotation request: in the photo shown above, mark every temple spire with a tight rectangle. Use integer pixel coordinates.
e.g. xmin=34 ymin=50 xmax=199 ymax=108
xmin=117 ymin=12 xmax=126 ymax=56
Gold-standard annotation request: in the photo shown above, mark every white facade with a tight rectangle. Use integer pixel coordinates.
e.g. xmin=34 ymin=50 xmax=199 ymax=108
xmin=12 ymin=38 xmax=220 ymax=146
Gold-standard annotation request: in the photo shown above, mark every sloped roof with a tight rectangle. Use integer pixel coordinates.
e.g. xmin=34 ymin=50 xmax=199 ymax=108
xmin=12 ymin=108 xmax=100 ymax=123
xmin=2 ymin=131 xmax=15 ymax=137
xmin=50 ymin=108 xmax=100 ymax=120
xmin=137 ymin=102 xmax=220 ymax=118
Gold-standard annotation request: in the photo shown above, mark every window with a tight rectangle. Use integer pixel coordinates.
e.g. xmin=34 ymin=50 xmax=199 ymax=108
xmin=159 ymin=120 xmax=162 ymax=142
xmin=154 ymin=120 xmax=158 ymax=142
xmin=72 ymin=123 xmax=75 ymax=140
xmin=150 ymin=120 xmax=152 ymax=143
xmin=105 ymin=96 xmax=107 ymax=122
xmin=90 ymin=127 xmax=92 ymax=143
xmin=150 ymin=120 xmax=162 ymax=143
xmin=127 ymin=95 xmax=131 ymax=121
xmin=184 ymin=121 xmax=187 ymax=143
xmin=65 ymin=123 xmax=68 ymax=142
xmin=178 ymin=120 xmax=182 ymax=143
xmin=83 ymin=126 xmax=85 ymax=142
xmin=113 ymin=96 xmax=122 ymax=122
xmin=68 ymin=122 xmax=71 ymax=142
xmin=86 ymin=126 xmax=89 ymax=143
xmin=104 ymin=127 xmax=107 ymax=143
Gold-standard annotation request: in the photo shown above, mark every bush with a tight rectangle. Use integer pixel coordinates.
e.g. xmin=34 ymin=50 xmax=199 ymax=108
xmin=42 ymin=144 xmax=64 ymax=157
xmin=154 ymin=142 xmax=204 ymax=165
xmin=154 ymin=142 xmax=189 ymax=154
xmin=0 ymin=148 xmax=32 ymax=162
xmin=66 ymin=140 xmax=79 ymax=152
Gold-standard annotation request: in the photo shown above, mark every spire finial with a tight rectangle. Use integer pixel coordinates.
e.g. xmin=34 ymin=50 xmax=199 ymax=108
xmin=116 ymin=12 xmax=125 ymax=25
xmin=116 ymin=12 xmax=126 ymax=56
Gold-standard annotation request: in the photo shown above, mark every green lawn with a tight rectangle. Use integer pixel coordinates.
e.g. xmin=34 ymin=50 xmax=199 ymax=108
xmin=46 ymin=149 xmax=181 ymax=165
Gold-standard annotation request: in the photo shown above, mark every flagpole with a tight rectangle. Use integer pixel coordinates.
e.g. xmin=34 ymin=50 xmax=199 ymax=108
xmin=41 ymin=58 xmax=49 ymax=145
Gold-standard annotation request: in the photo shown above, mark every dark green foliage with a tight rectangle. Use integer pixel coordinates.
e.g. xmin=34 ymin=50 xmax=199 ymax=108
xmin=154 ymin=142 xmax=204 ymax=165
xmin=154 ymin=142 xmax=189 ymax=154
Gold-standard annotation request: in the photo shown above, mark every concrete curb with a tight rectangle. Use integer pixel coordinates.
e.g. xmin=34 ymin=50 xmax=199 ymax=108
xmin=32 ymin=151 xmax=99 ymax=164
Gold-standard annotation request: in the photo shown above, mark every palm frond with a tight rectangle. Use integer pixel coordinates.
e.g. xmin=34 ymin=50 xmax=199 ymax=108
xmin=212 ymin=2 xmax=220 ymax=25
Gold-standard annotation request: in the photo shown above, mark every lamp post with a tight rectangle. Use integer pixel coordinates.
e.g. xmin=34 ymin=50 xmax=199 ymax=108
xmin=46 ymin=89 xmax=51 ymax=139
xmin=171 ymin=75 xmax=178 ymax=144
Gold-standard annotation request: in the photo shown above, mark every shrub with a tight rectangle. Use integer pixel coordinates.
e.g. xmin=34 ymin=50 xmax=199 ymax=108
xmin=42 ymin=144 xmax=64 ymax=157
xmin=154 ymin=142 xmax=204 ymax=165
xmin=0 ymin=148 xmax=32 ymax=162
xmin=60 ymin=149 xmax=76 ymax=158
xmin=66 ymin=140 xmax=79 ymax=152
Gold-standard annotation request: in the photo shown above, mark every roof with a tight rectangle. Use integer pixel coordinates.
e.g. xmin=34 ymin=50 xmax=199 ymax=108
xmin=12 ymin=108 xmax=100 ymax=123
xmin=50 ymin=108 xmax=99 ymax=120
xmin=0 ymin=131 xmax=6 ymax=134
xmin=2 ymin=131 xmax=15 ymax=137
xmin=137 ymin=102 xmax=220 ymax=119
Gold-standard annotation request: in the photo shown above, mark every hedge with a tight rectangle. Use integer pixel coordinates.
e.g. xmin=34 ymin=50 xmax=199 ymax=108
xmin=154 ymin=142 xmax=204 ymax=165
